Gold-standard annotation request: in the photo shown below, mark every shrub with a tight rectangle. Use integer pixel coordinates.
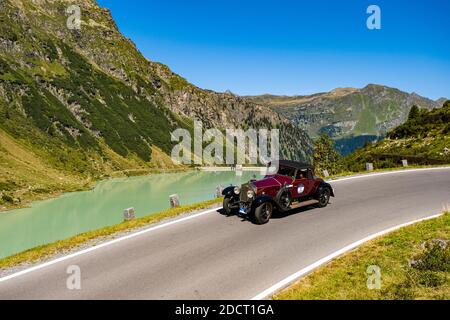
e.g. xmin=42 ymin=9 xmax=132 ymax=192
xmin=412 ymin=242 xmax=450 ymax=272
xmin=0 ymin=180 xmax=17 ymax=192
xmin=1 ymin=193 xmax=14 ymax=203
xmin=414 ymin=270 xmax=446 ymax=287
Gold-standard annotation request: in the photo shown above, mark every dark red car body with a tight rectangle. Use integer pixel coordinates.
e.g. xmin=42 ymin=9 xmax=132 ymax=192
xmin=222 ymin=160 xmax=335 ymax=224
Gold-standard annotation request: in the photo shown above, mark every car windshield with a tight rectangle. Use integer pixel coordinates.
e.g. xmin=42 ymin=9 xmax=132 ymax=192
xmin=277 ymin=166 xmax=296 ymax=178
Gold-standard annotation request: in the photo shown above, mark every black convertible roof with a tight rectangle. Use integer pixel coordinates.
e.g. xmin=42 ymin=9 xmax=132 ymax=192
xmin=269 ymin=160 xmax=313 ymax=170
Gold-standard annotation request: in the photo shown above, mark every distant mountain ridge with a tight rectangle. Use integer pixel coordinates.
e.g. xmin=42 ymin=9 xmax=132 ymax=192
xmin=245 ymin=85 xmax=444 ymax=154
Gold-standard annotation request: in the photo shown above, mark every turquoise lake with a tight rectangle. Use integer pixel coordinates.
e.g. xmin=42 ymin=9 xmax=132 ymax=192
xmin=0 ymin=170 xmax=261 ymax=259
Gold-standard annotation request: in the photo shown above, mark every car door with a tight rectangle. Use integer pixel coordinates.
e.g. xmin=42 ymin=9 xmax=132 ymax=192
xmin=292 ymin=168 xmax=314 ymax=198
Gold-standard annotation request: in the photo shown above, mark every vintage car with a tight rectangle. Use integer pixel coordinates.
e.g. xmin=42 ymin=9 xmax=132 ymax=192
xmin=222 ymin=160 xmax=335 ymax=224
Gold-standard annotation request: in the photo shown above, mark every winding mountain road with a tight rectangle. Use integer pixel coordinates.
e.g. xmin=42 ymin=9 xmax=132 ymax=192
xmin=0 ymin=168 xmax=449 ymax=300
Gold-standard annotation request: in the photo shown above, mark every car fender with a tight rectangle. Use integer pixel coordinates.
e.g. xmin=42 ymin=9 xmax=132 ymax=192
xmin=252 ymin=195 xmax=277 ymax=210
xmin=222 ymin=186 xmax=239 ymax=199
xmin=318 ymin=181 xmax=335 ymax=197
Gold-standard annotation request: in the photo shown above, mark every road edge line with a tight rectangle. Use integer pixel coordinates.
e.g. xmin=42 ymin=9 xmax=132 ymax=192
xmin=0 ymin=207 xmax=221 ymax=283
xmin=326 ymin=166 xmax=450 ymax=184
xmin=250 ymin=213 xmax=444 ymax=300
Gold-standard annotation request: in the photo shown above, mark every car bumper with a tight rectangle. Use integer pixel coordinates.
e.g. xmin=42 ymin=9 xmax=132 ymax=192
xmin=228 ymin=200 xmax=252 ymax=215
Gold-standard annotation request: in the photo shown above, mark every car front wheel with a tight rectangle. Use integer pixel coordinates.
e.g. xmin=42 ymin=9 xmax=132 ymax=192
xmin=317 ymin=188 xmax=331 ymax=208
xmin=223 ymin=197 xmax=235 ymax=216
xmin=254 ymin=202 xmax=273 ymax=225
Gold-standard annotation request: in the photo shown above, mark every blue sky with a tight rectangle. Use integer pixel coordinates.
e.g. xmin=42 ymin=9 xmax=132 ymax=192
xmin=97 ymin=0 xmax=450 ymax=100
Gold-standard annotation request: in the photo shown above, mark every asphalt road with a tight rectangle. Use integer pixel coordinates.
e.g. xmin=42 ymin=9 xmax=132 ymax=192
xmin=0 ymin=168 xmax=449 ymax=300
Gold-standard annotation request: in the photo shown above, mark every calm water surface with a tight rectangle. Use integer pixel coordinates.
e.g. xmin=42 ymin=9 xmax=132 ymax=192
xmin=0 ymin=170 xmax=261 ymax=258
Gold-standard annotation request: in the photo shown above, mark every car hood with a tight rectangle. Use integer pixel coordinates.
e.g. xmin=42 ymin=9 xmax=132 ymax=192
xmin=252 ymin=174 xmax=293 ymax=189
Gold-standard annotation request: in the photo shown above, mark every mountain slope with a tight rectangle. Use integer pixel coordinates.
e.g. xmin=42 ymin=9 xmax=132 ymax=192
xmin=0 ymin=0 xmax=312 ymax=208
xmin=342 ymin=100 xmax=450 ymax=171
xmin=246 ymin=85 xmax=443 ymax=154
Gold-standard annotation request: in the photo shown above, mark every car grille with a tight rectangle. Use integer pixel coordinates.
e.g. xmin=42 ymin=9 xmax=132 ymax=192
xmin=239 ymin=183 xmax=252 ymax=203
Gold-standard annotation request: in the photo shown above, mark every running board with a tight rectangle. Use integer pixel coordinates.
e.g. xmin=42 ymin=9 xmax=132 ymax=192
xmin=290 ymin=199 xmax=319 ymax=210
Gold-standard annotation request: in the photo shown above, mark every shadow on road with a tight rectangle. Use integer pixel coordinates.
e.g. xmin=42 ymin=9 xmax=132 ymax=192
xmin=217 ymin=202 xmax=333 ymax=224
xmin=271 ymin=205 xmax=318 ymax=220
xmin=217 ymin=208 xmax=253 ymax=223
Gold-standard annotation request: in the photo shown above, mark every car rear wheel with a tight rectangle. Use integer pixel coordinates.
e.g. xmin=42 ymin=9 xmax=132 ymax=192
xmin=223 ymin=197 xmax=235 ymax=216
xmin=254 ymin=202 xmax=273 ymax=225
xmin=317 ymin=188 xmax=331 ymax=208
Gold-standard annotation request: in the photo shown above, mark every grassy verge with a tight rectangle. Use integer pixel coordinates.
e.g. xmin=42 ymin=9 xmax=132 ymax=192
xmin=0 ymin=197 xmax=222 ymax=270
xmin=274 ymin=213 xmax=450 ymax=300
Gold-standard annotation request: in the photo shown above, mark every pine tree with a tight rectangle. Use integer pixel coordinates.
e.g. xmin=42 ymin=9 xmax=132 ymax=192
xmin=408 ymin=105 xmax=420 ymax=121
xmin=312 ymin=134 xmax=342 ymax=175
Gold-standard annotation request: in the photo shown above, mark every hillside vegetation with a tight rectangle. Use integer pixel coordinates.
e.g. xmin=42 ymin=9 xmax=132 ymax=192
xmin=0 ymin=0 xmax=312 ymax=210
xmin=341 ymin=101 xmax=450 ymax=172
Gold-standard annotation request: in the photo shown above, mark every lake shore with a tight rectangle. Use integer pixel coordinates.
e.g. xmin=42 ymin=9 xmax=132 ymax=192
xmin=0 ymin=167 xmax=192 ymax=213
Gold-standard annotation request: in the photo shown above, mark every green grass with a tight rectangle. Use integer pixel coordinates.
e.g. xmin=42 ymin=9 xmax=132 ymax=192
xmin=0 ymin=197 xmax=223 ymax=269
xmin=274 ymin=213 xmax=450 ymax=300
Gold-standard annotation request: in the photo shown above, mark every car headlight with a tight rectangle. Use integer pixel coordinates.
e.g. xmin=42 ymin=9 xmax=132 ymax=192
xmin=247 ymin=190 xmax=255 ymax=199
xmin=234 ymin=186 xmax=241 ymax=195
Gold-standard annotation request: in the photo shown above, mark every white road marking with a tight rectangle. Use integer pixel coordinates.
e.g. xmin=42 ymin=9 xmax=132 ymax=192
xmin=326 ymin=166 xmax=450 ymax=184
xmin=0 ymin=166 xmax=449 ymax=285
xmin=0 ymin=207 xmax=220 ymax=283
xmin=250 ymin=213 xmax=444 ymax=300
